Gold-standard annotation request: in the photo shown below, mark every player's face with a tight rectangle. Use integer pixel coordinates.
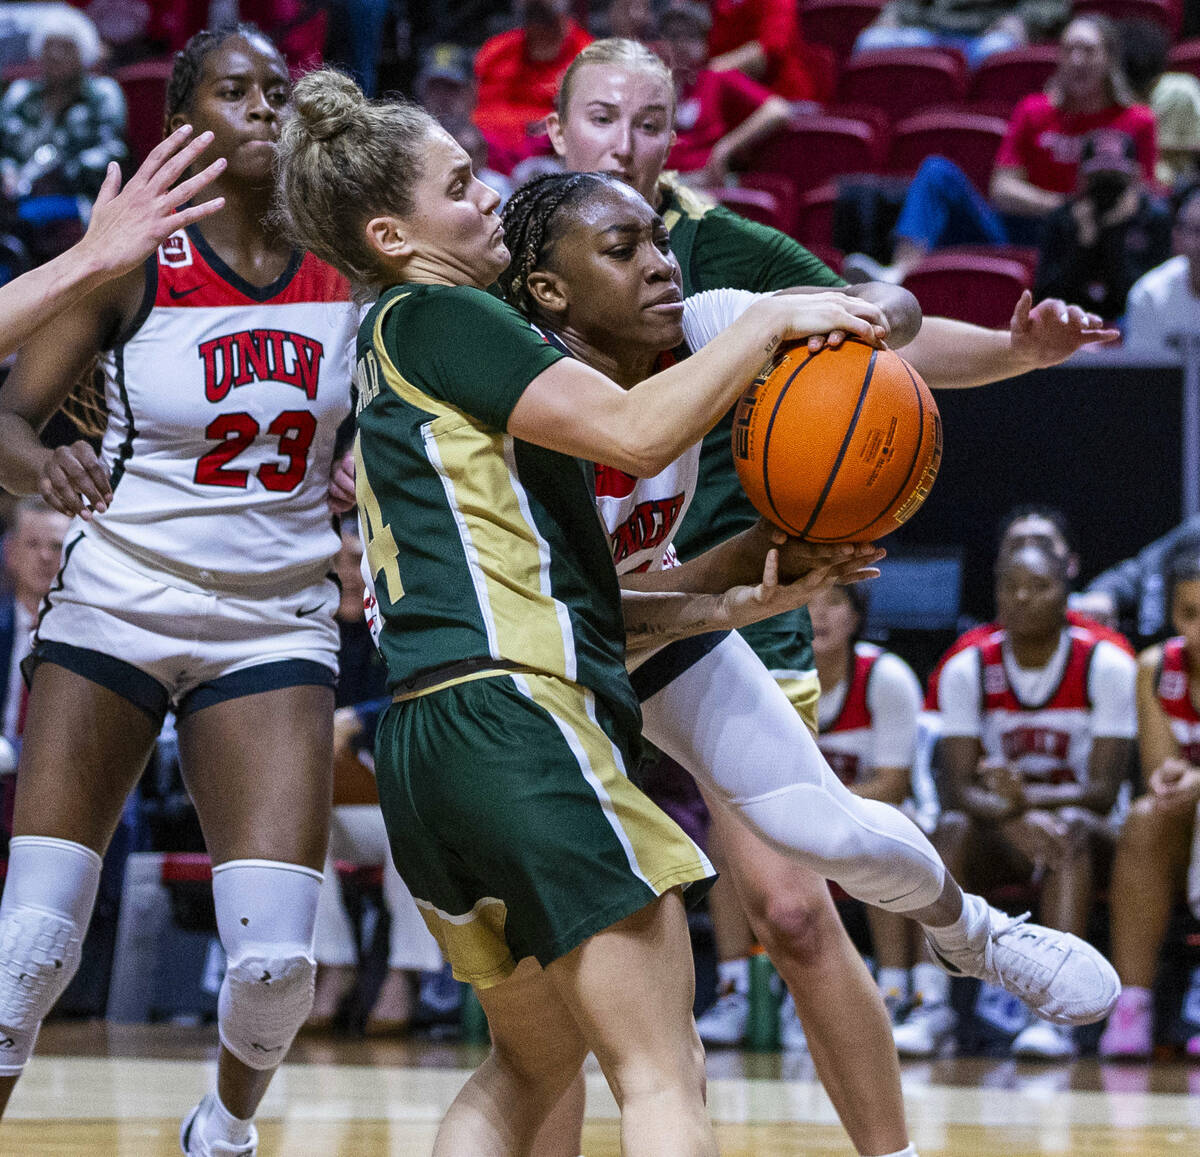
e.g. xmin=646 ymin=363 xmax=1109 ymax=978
xmin=397 ymin=128 xmax=508 ymax=287
xmin=996 ymin=548 xmax=1068 ymax=642
xmin=808 ymin=587 xmax=858 ymax=657
xmin=549 ymin=183 xmax=683 ymax=354
xmin=4 ymin=510 xmax=69 ymax=605
xmin=1171 ymin=578 xmax=1200 ymax=661
xmin=173 ymin=35 xmax=291 ymax=187
xmin=548 ymin=64 xmax=676 ymax=206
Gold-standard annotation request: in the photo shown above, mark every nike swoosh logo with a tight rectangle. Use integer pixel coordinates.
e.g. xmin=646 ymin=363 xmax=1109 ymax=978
xmin=168 ymin=285 xmax=201 ymax=300
xmin=296 ymin=604 xmax=324 ymax=618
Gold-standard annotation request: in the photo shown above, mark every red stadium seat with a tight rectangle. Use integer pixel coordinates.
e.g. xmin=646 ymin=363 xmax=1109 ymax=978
xmin=794 ymin=183 xmax=839 ymax=247
xmin=1169 ymin=40 xmax=1200 ymax=82
xmin=837 ymin=48 xmax=968 ymax=124
xmin=902 ymin=253 xmax=1031 ymax=328
xmin=799 ymin=0 xmax=887 ymax=66
xmin=938 ymin=243 xmax=1041 ymax=281
xmin=752 ymin=115 xmax=886 ymax=195
xmin=888 ymin=110 xmax=1008 ymax=189
xmin=1073 ymin=0 xmax=1180 ymax=35
xmin=738 ymin=171 xmax=799 ymax=236
xmin=969 ymin=45 xmax=1059 ymax=115
xmin=114 ymin=59 xmax=174 ymax=165
xmin=707 ymin=186 xmax=789 ymax=235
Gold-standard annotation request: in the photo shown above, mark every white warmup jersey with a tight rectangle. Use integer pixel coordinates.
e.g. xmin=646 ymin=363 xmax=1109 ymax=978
xmin=92 ymin=226 xmax=357 ymax=586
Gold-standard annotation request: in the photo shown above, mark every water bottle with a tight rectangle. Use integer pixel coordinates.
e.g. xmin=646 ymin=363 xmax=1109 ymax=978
xmin=745 ymin=949 xmax=781 ymax=1052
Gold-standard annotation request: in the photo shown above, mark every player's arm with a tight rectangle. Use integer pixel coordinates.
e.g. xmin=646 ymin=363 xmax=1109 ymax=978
xmin=0 ymin=265 xmax=142 ymax=514
xmin=1019 ymin=737 xmax=1130 ymax=814
xmin=508 ymin=292 xmax=888 ymax=476
xmin=1137 ymin=647 xmax=1200 ymax=808
xmin=853 ymin=653 xmax=921 ymax=804
xmin=0 ymin=126 xmax=223 ymax=363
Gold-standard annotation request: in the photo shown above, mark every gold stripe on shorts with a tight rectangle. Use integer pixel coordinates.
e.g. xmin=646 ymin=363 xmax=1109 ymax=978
xmin=414 ymin=895 xmax=514 ymax=988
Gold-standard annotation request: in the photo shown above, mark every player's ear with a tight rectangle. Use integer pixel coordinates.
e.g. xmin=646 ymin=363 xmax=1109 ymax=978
xmin=364 ymin=215 xmax=413 ymax=263
xmin=526 ymin=269 xmax=568 ymax=318
xmin=546 ymin=112 xmax=566 ymax=159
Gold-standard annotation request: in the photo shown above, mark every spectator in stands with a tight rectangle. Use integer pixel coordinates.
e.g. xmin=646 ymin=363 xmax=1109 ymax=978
xmin=933 ymin=539 xmax=1136 ymax=1058
xmin=1099 ymin=543 xmax=1200 ymax=1058
xmin=1119 ymin=17 xmax=1200 ymax=190
xmin=1033 ymin=128 xmax=1171 ymax=321
xmin=472 ymin=0 xmax=591 ymax=165
xmin=1123 ymin=184 xmax=1200 ymax=357
xmin=706 ymin=0 xmax=823 ymax=102
xmin=845 ymin=14 xmax=1156 ymax=285
xmin=308 ymin=527 xmax=443 ymax=1034
xmin=1086 ymin=522 xmax=1200 ymax=643
xmin=0 ymin=7 xmax=127 ymax=270
xmin=854 ymin=0 xmax=1070 ymax=69
xmin=809 ymin=584 xmax=928 ymax=1033
xmin=657 ymin=1 xmax=791 ymax=188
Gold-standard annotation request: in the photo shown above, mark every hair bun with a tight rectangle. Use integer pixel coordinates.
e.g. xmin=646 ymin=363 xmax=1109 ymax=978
xmin=291 ymin=69 xmax=366 ymax=142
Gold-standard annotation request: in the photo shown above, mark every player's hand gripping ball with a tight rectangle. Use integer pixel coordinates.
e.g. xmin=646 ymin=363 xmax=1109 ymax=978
xmin=732 ymin=338 xmax=941 ymax=542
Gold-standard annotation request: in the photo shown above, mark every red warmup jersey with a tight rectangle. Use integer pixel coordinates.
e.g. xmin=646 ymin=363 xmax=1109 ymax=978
xmin=976 ymin=628 xmax=1099 ymax=785
xmin=993 ymin=94 xmax=1157 ymax=194
xmin=92 ymin=226 xmax=357 ymax=584
xmin=818 ymin=643 xmax=882 ymax=787
xmin=708 ymin=0 xmax=819 ymax=101
xmin=1157 ymin=637 xmax=1200 ymax=765
xmin=668 ymin=68 xmax=772 ymax=173
xmin=926 ymin=609 xmax=1133 ymax=710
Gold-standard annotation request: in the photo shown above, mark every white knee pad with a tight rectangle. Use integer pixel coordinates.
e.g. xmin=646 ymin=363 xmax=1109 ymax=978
xmin=213 ymin=859 xmax=322 ymax=1071
xmin=0 ymin=836 xmax=102 ymax=1075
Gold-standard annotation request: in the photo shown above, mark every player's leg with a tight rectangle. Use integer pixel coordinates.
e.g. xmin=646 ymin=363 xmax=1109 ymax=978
xmin=707 ymin=801 xmax=910 ymax=1157
xmin=0 ymin=659 xmax=162 ymax=1116
xmin=693 ymin=870 xmax=756 ymax=1046
xmin=177 ymin=679 xmax=333 ymax=1152
xmin=545 ymin=890 xmax=716 ymax=1157
xmin=435 ymin=957 xmax=589 ymax=1155
xmin=1101 ymin=797 xmax=1194 ymax=1057
xmin=642 ymin=634 xmax=1120 ymax=1027
xmin=866 ymin=904 xmax=918 ymax=1019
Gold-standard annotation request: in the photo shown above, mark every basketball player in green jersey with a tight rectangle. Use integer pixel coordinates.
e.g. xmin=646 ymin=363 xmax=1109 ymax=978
xmin=276 ymin=68 xmax=890 ymax=1156
xmin=547 ymin=37 xmax=1122 ymax=1157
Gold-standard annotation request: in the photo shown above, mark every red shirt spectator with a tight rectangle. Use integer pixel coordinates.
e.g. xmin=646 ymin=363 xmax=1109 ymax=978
xmin=474 ymin=10 xmax=592 ymax=161
xmin=668 ymin=68 xmax=773 ymax=172
xmin=707 ymin=0 xmax=820 ymax=102
xmin=995 ymin=92 xmax=1157 ymax=195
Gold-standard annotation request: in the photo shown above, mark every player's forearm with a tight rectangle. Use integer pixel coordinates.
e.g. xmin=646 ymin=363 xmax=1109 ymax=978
xmin=1021 ymin=781 xmax=1114 ymax=814
xmin=0 ymin=246 xmax=109 ymax=363
xmin=709 ymin=42 xmax=766 ymax=79
xmin=843 ymin=282 xmax=922 ymax=348
xmin=989 ymin=170 xmax=1064 ymax=217
xmin=620 ymin=525 xmax=774 ymax=595
xmin=0 ymin=411 xmax=55 ymax=495
xmin=901 ymin=315 xmax=1031 ymax=389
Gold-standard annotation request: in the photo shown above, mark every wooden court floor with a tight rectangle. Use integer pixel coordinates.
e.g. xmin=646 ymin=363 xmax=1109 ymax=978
xmin=4 ymin=1022 xmax=1200 ymax=1155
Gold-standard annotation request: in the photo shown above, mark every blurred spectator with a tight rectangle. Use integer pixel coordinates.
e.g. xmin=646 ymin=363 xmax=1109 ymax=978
xmin=845 ymin=14 xmax=1156 ymax=284
xmin=706 ymin=0 xmax=823 ymax=102
xmin=855 ymin=0 xmax=1070 ymax=69
xmin=1099 ymin=543 xmax=1200 ymax=1059
xmin=308 ymin=526 xmax=443 ymax=1034
xmin=1086 ymin=521 xmax=1200 ymax=642
xmin=0 ymin=6 xmax=126 ymax=271
xmin=934 ymin=540 xmax=1135 ymax=1059
xmin=606 ymin=0 xmax=656 ymax=41
xmin=1033 ymin=128 xmax=1171 ymax=321
xmin=1119 ymin=18 xmax=1200 ymax=189
xmin=0 ymin=498 xmax=69 ymax=841
xmin=472 ymin=0 xmax=592 ymax=164
xmin=809 ymin=584 xmax=927 ymax=1033
xmin=80 ymin=0 xmax=153 ymax=67
xmin=1123 ymin=185 xmax=1200 ymax=357
xmin=323 ymin=0 xmax=393 ymax=96
xmin=658 ymin=1 xmax=790 ymax=187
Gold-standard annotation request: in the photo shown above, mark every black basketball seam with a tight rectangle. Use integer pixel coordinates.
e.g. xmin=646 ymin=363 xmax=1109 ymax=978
xmin=798 ymin=346 xmax=878 ymax=539
xmin=760 ymin=348 xmax=819 ymax=536
xmin=825 ymin=354 xmax=927 ymax=541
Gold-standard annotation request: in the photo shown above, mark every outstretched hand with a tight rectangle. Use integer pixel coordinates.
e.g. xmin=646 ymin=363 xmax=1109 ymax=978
xmin=79 ymin=125 xmax=227 ymax=280
xmin=1009 ymin=289 xmax=1119 ymax=370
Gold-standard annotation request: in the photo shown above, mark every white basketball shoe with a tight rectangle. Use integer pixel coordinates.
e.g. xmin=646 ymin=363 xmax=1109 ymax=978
xmin=180 ymin=1094 xmax=258 ymax=1157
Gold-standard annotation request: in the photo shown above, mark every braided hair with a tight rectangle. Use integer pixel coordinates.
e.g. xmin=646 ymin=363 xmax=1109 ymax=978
xmin=497 ymin=171 xmax=622 ymax=320
xmin=164 ymin=22 xmax=276 ymax=134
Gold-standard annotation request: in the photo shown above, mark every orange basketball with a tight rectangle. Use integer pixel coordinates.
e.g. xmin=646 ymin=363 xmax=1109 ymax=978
xmin=731 ymin=338 xmax=942 ymax=542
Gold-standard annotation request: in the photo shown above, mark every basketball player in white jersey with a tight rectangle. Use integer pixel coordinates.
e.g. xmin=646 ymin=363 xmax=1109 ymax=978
xmin=0 ymin=26 xmax=357 ymax=1157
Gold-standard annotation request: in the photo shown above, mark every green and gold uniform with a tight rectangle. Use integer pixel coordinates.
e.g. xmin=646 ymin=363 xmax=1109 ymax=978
xmin=356 ymin=283 xmax=713 ymax=987
xmin=660 ymin=176 xmax=845 ymax=730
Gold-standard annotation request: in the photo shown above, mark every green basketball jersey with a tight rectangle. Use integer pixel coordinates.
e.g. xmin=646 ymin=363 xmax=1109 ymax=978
xmin=354 ymin=282 xmax=640 ymax=742
xmin=659 ymin=177 xmax=845 ymax=674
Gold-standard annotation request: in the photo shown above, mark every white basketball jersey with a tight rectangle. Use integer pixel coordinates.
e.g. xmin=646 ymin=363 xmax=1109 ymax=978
xmin=93 ymin=226 xmax=357 ymax=585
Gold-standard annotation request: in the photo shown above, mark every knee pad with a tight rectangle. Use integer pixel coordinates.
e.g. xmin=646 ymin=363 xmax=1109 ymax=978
xmin=0 ymin=836 xmax=101 ymax=1075
xmin=213 ymin=859 xmax=321 ymax=1071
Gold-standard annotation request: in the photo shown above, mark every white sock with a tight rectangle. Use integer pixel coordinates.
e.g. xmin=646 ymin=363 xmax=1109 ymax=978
xmin=716 ymin=956 xmax=750 ymax=996
xmin=866 ymin=1146 xmax=918 ymax=1157
xmin=923 ymin=891 xmax=990 ymax=954
xmin=876 ymin=967 xmax=909 ymax=999
xmin=204 ymin=1093 xmax=254 ymax=1147
xmin=912 ymin=962 xmax=950 ymax=1006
